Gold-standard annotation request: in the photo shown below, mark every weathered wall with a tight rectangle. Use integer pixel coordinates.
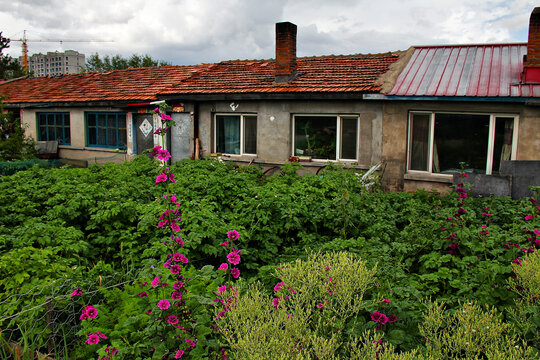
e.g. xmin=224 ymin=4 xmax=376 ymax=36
xmin=380 ymin=100 xmax=540 ymax=193
xmin=197 ymin=99 xmax=384 ymax=167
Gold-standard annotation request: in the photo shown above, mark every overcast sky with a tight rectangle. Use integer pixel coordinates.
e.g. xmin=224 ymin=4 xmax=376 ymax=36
xmin=1 ymin=0 xmax=537 ymax=66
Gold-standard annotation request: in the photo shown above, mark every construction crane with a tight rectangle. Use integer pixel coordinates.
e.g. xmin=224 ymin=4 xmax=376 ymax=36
xmin=12 ymin=30 xmax=113 ymax=73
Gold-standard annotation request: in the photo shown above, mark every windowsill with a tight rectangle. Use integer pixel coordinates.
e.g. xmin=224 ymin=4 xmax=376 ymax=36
xmin=404 ymin=172 xmax=453 ymax=183
xmin=58 ymin=145 xmax=126 ymax=153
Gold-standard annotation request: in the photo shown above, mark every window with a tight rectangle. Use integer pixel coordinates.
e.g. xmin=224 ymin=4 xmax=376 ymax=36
xmin=86 ymin=112 xmax=127 ymax=149
xmin=292 ymin=115 xmax=358 ymax=161
xmin=214 ymin=114 xmax=257 ymax=155
xmin=37 ymin=112 xmax=70 ymax=145
xmin=407 ymin=112 xmax=518 ymax=175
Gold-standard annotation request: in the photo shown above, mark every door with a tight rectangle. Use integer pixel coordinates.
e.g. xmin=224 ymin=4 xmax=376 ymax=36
xmin=171 ymin=113 xmax=193 ymax=162
xmin=134 ymin=113 xmax=155 ymax=156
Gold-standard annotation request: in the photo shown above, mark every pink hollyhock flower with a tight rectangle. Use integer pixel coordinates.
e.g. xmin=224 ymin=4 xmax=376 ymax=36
xmin=173 ymin=281 xmax=183 ymax=290
xmin=388 ymin=314 xmax=398 ymax=323
xmin=70 ymin=288 xmax=82 ymax=297
xmin=171 ymin=291 xmax=183 ymax=300
xmin=154 ymin=107 xmax=160 ymax=113
xmin=80 ymin=313 xmax=88 ymax=321
xmin=227 ymin=230 xmax=239 ymax=241
xmin=186 ymin=339 xmax=196 ymax=347
xmin=161 ymin=114 xmax=173 ymax=121
xmin=152 ymin=127 xmax=162 ymax=135
xmin=175 ymin=349 xmax=184 ymax=359
xmin=230 ymin=268 xmax=240 ymax=279
xmin=172 ymin=235 xmax=184 ymax=247
xmin=137 ymin=291 xmax=149 ymax=297
xmin=95 ymin=331 xmax=107 ymax=339
xmin=170 ymin=264 xmax=181 ymax=275
xmin=155 ymin=173 xmax=168 ymax=184
xmin=216 ymin=285 xmax=227 ymax=296
xmin=272 ymin=297 xmax=280 ymax=307
xmin=158 ymin=300 xmax=171 ymax=310
xmin=324 ymin=266 xmax=330 ymax=271
xmin=168 ymin=315 xmax=179 ymax=325
xmin=533 ymin=229 xmax=540 ymax=236
xmin=151 ymin=145 xmax=162 ymax=156
xmin=172 ymin=253 xmax=188 ymax=263
xmin=151 ymin=277 xmax=160 ymax=287
xmin=157 ymin=149 xmax=171 ymax=162
xmin=274 ymin=282 xmax=284 ymax=292
xmin=170 ymin=222 xmax=181 ymax=233
xmin=227 ymin=251 xmax=240 ymax=265
xmin=371 ymin=311 xmax=388 ymax=324
xmin=316 ymin=302 xmax=324 ymax=309
xmin=514 ymin=258 xmax=522 ymax=266
xmin=84 ymin=306 xmax=98 ymax=319
xmin=382 ymin=298 xmax=391 ymax=303
xmin=85 ymin=333 xmax=100 ymax=345
xmin=219 ymin=241 xmax=230 ymax=247
xmin=169 ymin=172 xmax=176 ymax=184
xmin=218 ymin=263 xmax=229 ymax=271
xmin=525 ymin=215 xmax=533 ymax=221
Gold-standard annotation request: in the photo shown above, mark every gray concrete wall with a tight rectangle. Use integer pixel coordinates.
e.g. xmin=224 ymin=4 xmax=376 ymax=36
xmin=197 ymin=99 xmax=384 ymax=167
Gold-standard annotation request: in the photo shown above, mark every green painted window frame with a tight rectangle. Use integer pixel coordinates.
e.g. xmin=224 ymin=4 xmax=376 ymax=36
xmin=37 ymin=112 xmax=71 ymax=145
xmin=85 ymin=112 xmax=127 ymax=149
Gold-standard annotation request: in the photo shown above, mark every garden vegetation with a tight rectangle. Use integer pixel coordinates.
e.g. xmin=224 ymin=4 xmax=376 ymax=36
xmin=0 ymin=153 xmax=538 ymax=359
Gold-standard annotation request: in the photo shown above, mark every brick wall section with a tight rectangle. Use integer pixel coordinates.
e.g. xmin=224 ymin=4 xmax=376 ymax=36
xmin=275 ymin=22 xmax=297 ymax=77
xmin=525 ymin=7 xmax=540 ymax=67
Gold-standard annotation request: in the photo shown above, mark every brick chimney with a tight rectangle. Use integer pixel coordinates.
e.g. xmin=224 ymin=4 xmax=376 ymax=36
xmin=275 ymin=22 xmax=297 ymax=83
xmin=523 ymin=7 xmax=540 ymax=83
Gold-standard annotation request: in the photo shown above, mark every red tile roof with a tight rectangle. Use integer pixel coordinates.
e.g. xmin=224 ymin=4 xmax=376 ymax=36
xmin=388 ymin=44 xmax=540 ymax=97
xmin=0 ymin=53 xmax=401 ymax=104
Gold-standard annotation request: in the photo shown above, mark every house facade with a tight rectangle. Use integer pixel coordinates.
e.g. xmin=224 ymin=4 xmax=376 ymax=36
xmin=1 ymin=11 xmax=540 ymax=195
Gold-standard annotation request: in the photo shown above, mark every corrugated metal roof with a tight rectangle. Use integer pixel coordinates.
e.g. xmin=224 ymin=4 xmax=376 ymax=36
xmin=388 ymin=44 xmax=540 ymax=97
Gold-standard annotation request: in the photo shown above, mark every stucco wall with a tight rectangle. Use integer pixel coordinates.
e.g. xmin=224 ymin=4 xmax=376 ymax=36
xmin=381 ymin=100 xmax=540 ymax=193
xmin=21 ymin=106 xmax=135 ymax=164
xmin=197 ymin=99 xmax=384 ymax=167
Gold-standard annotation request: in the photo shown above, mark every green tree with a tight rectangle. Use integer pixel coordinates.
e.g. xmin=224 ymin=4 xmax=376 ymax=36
xmin=0 ymin=98 xmax=37 ymax=161
xmin=85 ymin=53 xmax=170 ymax=71
xmin=0 ymin=32 xmax=25 ymax=80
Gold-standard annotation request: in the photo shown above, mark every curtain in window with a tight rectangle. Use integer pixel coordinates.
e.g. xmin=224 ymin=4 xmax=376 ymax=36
xmin=499 ymin=119 xmax=513 ymax=170
xmin=223 ymin=117 xmax=240 ymax=154
xmin=410 ymin=114 xmax=430 ymax=171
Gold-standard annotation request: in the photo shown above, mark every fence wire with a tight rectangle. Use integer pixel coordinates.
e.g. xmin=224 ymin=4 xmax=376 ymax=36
xmin=0 ymin=268 xmax=143 ymax=359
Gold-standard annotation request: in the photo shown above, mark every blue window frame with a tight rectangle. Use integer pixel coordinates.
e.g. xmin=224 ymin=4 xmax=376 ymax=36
xmin=37 ymin=112 xmax=70 ymax=145
xmin=86 ymin=112 xmax=127 ymax=149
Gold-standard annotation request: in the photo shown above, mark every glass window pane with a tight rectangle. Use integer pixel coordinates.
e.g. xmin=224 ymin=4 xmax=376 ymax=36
xmin=492 ymin=117 xmax=514 ymax=173
xmin=107 ymin=115 xmax=117 ymax=147
xmin=98 ymin=114 xmax=107 ymax=146
xmin=216 ymin=115 xmax=240 ymax=154
xmin=294 ymin=116 xmax=336 ymax=160
xmin=409 ymin=114 xmax=430 ymax=171
xmin=64 ymin=125 xmax=70 ymax=145
xmin=118 ymin=116 xmax=126 ymax=148
xmin=340 ymin=116 xmax=357 ymax=159
xmin=433 ymin=113 xmax=489 ymax=173
xmin=243 ymin=116 xmax=257 ymax=154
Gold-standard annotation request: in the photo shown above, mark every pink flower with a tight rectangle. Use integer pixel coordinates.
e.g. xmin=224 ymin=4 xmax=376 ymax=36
xmin=175 ymin=349 xmax=184 ymax=359
xmin=157 ymin=149 xmax=171 ymax=162
xmin=70 ymin=288 xmax=82 ymax=297
xmin=525 ymin=215 xmax=533 ymax=221
xmin=85 ymin=333 xmax=100 ymax=345
xmin=514 ymin=258 xmax=522 ymax=266
xmin=172 ymin=235 xmax=184 ymax=247
xmin=80 ymin=313 xmax=88 ymax=321
xmin=173 ymin=281 xmax=184 ymax=290
xmin=371 ymin=311 xmax=389 ymax=325
xmin=218 ymin=263 xmax=229 ymax=271
xmin=158 ymin=300 xmax=171 ymax=310
xmin=171 ymin=291 xmax=183 ymax=300
xmin=388 ymin=314 xmax=398 ymax=323
xmin=171 ymin=222 xmax=181 ymax=233
xmin=216 ymin=285 xmax=227 ymax=296
xmin=168 ymin=315 xmax=179 ymax=325
xmin=172 ymin=253 xmax=189 ymax=263
xmin=151 ymin=145 xmax=162 ymax=156
xmin=534 ymin=229 xmax=540 ymax=236
xmin=274 ymin=282 xmax=284 ymax=292
xmin=137 ymin=291 xmax=149 ymax=297
xmin=170 ymin=264 xmax=181 ymax=275
xmin=382 ymin=298 xmax=391 ymax=303
xmin=155 ymin=173 xmax=168 ymax=184
xmin=227 ymin=251 xmax=241 ymax=265
xmin=316 ymin=302 xmax=325 ymax=309
xmin=95 ymin=331 xmax=107 ymax=339
xmin=83 ymin=306 xmax=98 ymax=319
xmin=324 ymin=266 xmax=330 ymax=271
xmin=272 ymin=297 xmax=280 ymax=307
xmin=186 ymin=339 xmax=196 ymax=347
xmin=151 ymin=277 xmax=160 ymax=287
xmin=227 ymin=230 xmax=239 ymax=241
xmin=154 ymin=107 xmax=160 ymax=113
xmin=230 ymin=268 xmax=240 ymax=279
xmin=219 ymin=241 xmax=230 ymax=247
xmin=161 ymin=113 xmax=173 ymax=121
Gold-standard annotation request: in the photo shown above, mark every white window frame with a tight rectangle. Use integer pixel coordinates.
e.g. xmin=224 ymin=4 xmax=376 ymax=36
xmin=406 ymin=111 xmax=519 ymax=175
xmin=213 ymin=113 xmax=257 ymax=156
xmin=291 ymin=114 xmax=360 ymax=162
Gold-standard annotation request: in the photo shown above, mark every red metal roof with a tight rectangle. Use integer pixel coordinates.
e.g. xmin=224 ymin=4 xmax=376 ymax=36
xmin=388 ymin=44 xmax=540 ymax=97
xmin=0 ymin=53 xmax=400 ymax=104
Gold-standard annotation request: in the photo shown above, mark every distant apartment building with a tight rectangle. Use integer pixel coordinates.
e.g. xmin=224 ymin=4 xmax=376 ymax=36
xmin=19 ymin=50 xmax=85 ymax=77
